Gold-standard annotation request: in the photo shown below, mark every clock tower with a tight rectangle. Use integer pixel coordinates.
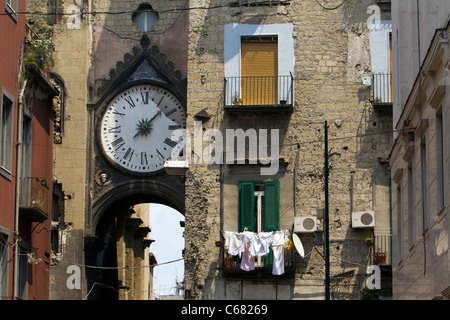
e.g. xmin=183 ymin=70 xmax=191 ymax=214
xmin=84 ymin=40 xmax=187 ymax=298
xmin=42 ymin=0 xmax=189 ymax=300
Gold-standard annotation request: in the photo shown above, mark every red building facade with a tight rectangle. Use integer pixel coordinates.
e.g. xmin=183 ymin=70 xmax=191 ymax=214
xmin=1 ymin=0 xmax=57 ymax=299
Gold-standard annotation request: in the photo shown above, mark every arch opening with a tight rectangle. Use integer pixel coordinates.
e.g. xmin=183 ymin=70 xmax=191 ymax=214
xmin=85 ymin=188 xmax=184 ymax=300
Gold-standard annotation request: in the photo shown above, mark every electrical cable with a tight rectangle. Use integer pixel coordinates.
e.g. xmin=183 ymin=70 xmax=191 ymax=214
xmin=0 ymin=126 xmax=416 ymax=156
xmin=0 ymin=1 xmax=291 ymax=16
xmin=314 ymin=0 xmax=347 ymax=10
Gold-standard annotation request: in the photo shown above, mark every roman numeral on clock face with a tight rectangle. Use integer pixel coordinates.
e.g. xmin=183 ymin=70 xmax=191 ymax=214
xmin=108 ymin=126 xmax=121 ymax=133
xmin=156 ymin=148 xmax=165 ymax=160
xmin=141 ymin=92 xmax=149 ymax=104
xmin=113 ymin=111 xmax=125 ymax=118
xmin=124 ymin=96 xmax=136 ymax=108
xmin=123 ymin=147 xmax=134 ymax=162
xmin=165 ymin=108 xmax=177 ymax=117
xmin=141 ymin=152 xmax=148 ymax=165
xmin=111 ymin=137 xmax=125 ymax=151
xmin=164 ymin=138 xmax=178 ymax=148
xmin=169 ymin=125 xmax=181 ymax=130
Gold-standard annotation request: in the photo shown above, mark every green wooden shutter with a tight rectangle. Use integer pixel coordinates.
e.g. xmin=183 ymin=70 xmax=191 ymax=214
xmin=239 ymin=182 xmax=255 ymax=232
xmin=263 ymin=181 xmax=279 ymax=231
xmin=263 ymin=181 xmax=279 ymax=267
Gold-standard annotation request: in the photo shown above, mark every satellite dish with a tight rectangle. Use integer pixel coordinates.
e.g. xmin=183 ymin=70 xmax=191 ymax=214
xmin=293 ymin=233 xmax=305 ymax=257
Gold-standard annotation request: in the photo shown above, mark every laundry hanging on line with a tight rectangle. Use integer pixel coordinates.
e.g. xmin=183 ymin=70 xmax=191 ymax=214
xmin=223 ymin=230 xmax=291 ymax=275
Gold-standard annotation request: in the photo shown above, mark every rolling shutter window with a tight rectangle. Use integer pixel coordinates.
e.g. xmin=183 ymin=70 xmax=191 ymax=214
xmin=241 ymin=37 xmax=278 ymax=105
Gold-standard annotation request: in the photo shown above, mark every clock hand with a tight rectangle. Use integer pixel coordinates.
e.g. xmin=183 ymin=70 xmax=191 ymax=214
xmin=151 ymin=109 xmax=162 ymax=120
xmin=134 ymin=109 xmax=162 ymax=138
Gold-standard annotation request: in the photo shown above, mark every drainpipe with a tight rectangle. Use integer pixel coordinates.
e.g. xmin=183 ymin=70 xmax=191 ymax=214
xmin=324 ymin=121 xmax=330 ymax=300
xmin=389 ymin=178 xmax=392 ymax=265
xmin=416 ymin=0 xmax=427 ymax=276
xmin=294 ymin=144 xmax=299 ymax=217
xmin=13 ymin=80 xmax=26 ymax=299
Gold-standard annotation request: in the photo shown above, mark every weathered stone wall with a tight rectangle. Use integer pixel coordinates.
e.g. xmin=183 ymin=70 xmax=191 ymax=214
xmin=184 ymin=0 xmax=392 ymax=299
xmin=49 ymin=19 xmax=91 ymax=300
xmin=28 ymin=0 xmax=393 ymax=300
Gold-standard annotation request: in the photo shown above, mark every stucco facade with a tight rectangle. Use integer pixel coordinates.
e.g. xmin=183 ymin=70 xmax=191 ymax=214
xmin=390 ymin=0 xmax=450 ymax=300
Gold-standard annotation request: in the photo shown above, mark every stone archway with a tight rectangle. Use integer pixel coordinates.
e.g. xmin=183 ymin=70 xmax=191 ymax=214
xmin=84 ymin=180 xmax=184 ymax=300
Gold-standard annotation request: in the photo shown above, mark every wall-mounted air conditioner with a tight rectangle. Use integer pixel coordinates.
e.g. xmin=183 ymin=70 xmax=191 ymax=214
xmin=294 ymin=217 xmax=317 ymax=233
xmin=351 ymin=211 xmax=375 ymax=228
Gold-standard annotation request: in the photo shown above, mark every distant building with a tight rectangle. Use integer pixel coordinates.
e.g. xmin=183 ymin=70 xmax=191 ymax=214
xmin=390 ymin=0 xmax=450 ymax=300
xmin=115 ymin=203 xmax=155 ymax=300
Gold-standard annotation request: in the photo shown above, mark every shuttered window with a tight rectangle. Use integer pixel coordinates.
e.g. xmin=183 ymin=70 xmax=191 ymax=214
xmin=263 ymin=181 xmax=279 ymax=232
xmin=238 ymin=181 xmax=279 ymax=266
xmin=238 ymin=181 xmax=279 ymax=232
xmin=239 ymin=182 xmax=255 ymax=232
xmin=241 ymin=37 xmax=278 ymax=105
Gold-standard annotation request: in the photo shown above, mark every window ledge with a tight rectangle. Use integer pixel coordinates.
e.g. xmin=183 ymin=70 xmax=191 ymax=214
xmin=224 ymin=104 xmax=293 ymax=113
xmin=19 ymin=207 xmax=48 ymax=223
xmin=221 ymin=266 xmax=295 ymax=279
xmin=373 ymin=102 xmax=392 ymax=113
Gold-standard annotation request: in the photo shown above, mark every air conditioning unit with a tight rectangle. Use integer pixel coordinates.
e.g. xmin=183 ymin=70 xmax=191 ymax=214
xmin=294 ymin=217 xmax=317 ymax=233
xmin=352 ymin=211 xmax=375 ymax=228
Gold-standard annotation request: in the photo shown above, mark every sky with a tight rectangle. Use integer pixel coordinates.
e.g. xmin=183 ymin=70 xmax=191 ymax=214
xmin=148 ymin=203 xmax=185 ymax=298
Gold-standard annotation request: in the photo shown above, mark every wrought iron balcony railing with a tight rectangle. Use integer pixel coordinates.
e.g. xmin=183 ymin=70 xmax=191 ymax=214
xmin=224 ymin=74 xmax=294 ymax=108
xmin=374 ymin=233 xmax=391 ymax=265
xmin=372 ymin=73 xmax=392 ymax=104
xmin=221 ymin=234 xmax=295 ymax=277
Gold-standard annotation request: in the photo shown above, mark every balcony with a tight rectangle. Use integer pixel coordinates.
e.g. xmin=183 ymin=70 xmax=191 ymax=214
xmin=374 ymin=233 xmax=391 ymax=265
xmin=19 ymin=177 xmax=49 ymax=222
xmin=221 ymin=241 xmax=295 ymax=279
xmin=224 ymin=75 xmax=294 ymax=112
xmin=372 ymin=73 xmax=392 ymax=112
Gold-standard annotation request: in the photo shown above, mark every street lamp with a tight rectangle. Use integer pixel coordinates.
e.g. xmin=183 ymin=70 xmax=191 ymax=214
xmin=132 ymin=4 xmax=159 ymax=32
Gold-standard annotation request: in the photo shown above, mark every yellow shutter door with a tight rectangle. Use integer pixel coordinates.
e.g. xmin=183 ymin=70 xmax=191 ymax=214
xmin=241 ymin=40 xmax=278 ymax=105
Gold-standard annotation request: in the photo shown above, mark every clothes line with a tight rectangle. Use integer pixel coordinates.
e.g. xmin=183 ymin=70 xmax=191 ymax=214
xmin=223 ymin=230 xmax=293 ymax=276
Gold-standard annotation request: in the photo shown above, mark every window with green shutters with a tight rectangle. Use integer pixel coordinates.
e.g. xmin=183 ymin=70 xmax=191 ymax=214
xmin=238 ymin=181 xmax=279 ymax=266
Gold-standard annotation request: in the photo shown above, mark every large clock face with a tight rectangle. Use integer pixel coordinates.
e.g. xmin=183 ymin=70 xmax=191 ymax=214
xmin=100 ymin=84 xmax=186 ymax=174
